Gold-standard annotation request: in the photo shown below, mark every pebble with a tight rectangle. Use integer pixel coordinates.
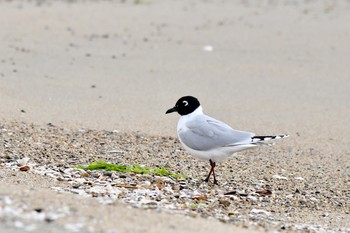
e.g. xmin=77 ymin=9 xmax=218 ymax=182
xmin=218 ymin=198 xmax=231 ymax=207
xmin=0 ymin=121 xmax=349 ymax=233
xmin=250 ymin=208 xmax=270 ymax=215
xmin=17 ymin=157 xmax=30 ymax=166
xmin=19 ymin=165 xmax=30 ymax=171
xmin=202 ymin=45 xmax=214 ymax=52
xmin=272 ymin=174 xmax=288 ymax=180
xmin=294 ymin=176 xmax=305 ymax=181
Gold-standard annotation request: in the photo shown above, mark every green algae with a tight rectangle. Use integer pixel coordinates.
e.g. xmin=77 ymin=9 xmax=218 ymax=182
xmin=77 ymin=161 xmax=187 ymax=179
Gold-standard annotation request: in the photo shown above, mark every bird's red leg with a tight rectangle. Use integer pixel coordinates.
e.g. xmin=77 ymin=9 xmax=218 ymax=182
xmin=212 ymin=161 xmax=218 ymax=185
xmin=204 ymin=159 xmax=216 ymax=183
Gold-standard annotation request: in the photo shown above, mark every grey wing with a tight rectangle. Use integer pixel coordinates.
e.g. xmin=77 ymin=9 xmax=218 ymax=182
xmin=179 ymin=115 xmax=255 ymax=151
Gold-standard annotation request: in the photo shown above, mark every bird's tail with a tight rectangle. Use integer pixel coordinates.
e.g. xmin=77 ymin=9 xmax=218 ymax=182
xmin=251 ymin=135 xmax=289 ymax=145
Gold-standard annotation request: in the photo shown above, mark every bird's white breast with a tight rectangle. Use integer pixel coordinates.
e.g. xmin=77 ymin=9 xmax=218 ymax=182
xmin=176 ymin=106 xmax=257 ymax=162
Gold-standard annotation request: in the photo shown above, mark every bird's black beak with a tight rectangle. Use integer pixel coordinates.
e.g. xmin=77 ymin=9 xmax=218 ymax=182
xmin=166 ymin=107 xmax=177 ymax=114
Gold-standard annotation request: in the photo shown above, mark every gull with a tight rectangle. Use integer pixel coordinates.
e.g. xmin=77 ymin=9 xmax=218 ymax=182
xmin=166 ymin=96 xmax=288 ymax=185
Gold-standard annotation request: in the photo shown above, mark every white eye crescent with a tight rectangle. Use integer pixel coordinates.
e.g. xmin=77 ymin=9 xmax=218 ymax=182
xmin=183 ymin=100 xmax=188 ymax=106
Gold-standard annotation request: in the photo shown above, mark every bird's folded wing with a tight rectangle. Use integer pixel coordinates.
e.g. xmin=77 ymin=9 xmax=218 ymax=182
xmin=179 ymin=115 xmax=255 ymax=151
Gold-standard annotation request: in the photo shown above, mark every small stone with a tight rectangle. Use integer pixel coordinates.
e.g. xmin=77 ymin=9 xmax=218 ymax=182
xmin=218 ymin=198 xmax=231 ymax=207
xmin=75 ymin=178 xmax=86 ymax=183
xmin=103 ymin=172 xmax=113 ymax=177
xmin=228 ymin=211 xmax=238 ymax=216
xmin=224 ymin=191 xmax=237 ymax=196
xmin=171 ymin=184 xmax=180 ymax=191
xmin=142 ymin=180 xmax=151 ymax=188
xmin=155 ymin=178 xmax=164 ymax=190
xmin=193 ymin=195 xmax=208 ymax=201
xmin=92 ymin=173 xmax=100 ymax=178
xmin=322 ymin=212 xmax=329 ymax=217
xmin=45 ymin=217 xmax=55 ymax=223
xmin=272 ymin=174 xmax=288 ymax=180
xmin=251 ymin=208 xmax=270 ymax=215
xmin=203 ymin=45 xmax=214 ymax=52
xmin=109 ymin=149 xmax=125 ymax=154
xmin=236 ymin=189 xmax=248 ymax=196
xmin=80 ymin=172 xmax=89 ymax=178
xmin=256 ymin=190 xmax=272 ymax=196
xmin=187 ymin=211 xmax=198 ymax=217
xmin=247 ymin=195 xmax=257 ymax=202
xmin=19 ymin=165 xmax=30 ymax=171
xmin=17 ymin=157 xmax=30 ymax=166
xmin=144 ymin=201 xmax=158 ymax=209
xmin=34 ymin=208 xmax=43 ymax=213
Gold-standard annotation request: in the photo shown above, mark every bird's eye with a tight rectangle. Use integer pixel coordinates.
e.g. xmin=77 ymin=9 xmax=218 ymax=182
xmin=183 ymin=100 xmax=188 ymax=106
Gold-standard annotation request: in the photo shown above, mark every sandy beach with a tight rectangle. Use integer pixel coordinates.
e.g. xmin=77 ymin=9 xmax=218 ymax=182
xmin=1 ymin=0 xmax=350 ymax=232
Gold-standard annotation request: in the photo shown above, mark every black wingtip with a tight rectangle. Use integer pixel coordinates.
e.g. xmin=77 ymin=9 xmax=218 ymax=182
xmin=251 ymin=135 xmax=289 ymax=142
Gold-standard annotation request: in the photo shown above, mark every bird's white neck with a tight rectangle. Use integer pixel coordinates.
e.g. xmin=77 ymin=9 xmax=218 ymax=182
xmin=188 ymin=106 xmax=203 ymax=116
xmin=177 ymin=106 xmax=203 ymax=132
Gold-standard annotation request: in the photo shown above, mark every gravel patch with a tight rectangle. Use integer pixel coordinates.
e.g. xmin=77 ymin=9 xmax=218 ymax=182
xmin=1 ymin=121 xmax=349 ymax=232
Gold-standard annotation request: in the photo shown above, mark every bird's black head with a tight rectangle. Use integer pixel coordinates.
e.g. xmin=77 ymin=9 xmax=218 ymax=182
xmin=166 ymin=96 xmax=200 ymax=116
